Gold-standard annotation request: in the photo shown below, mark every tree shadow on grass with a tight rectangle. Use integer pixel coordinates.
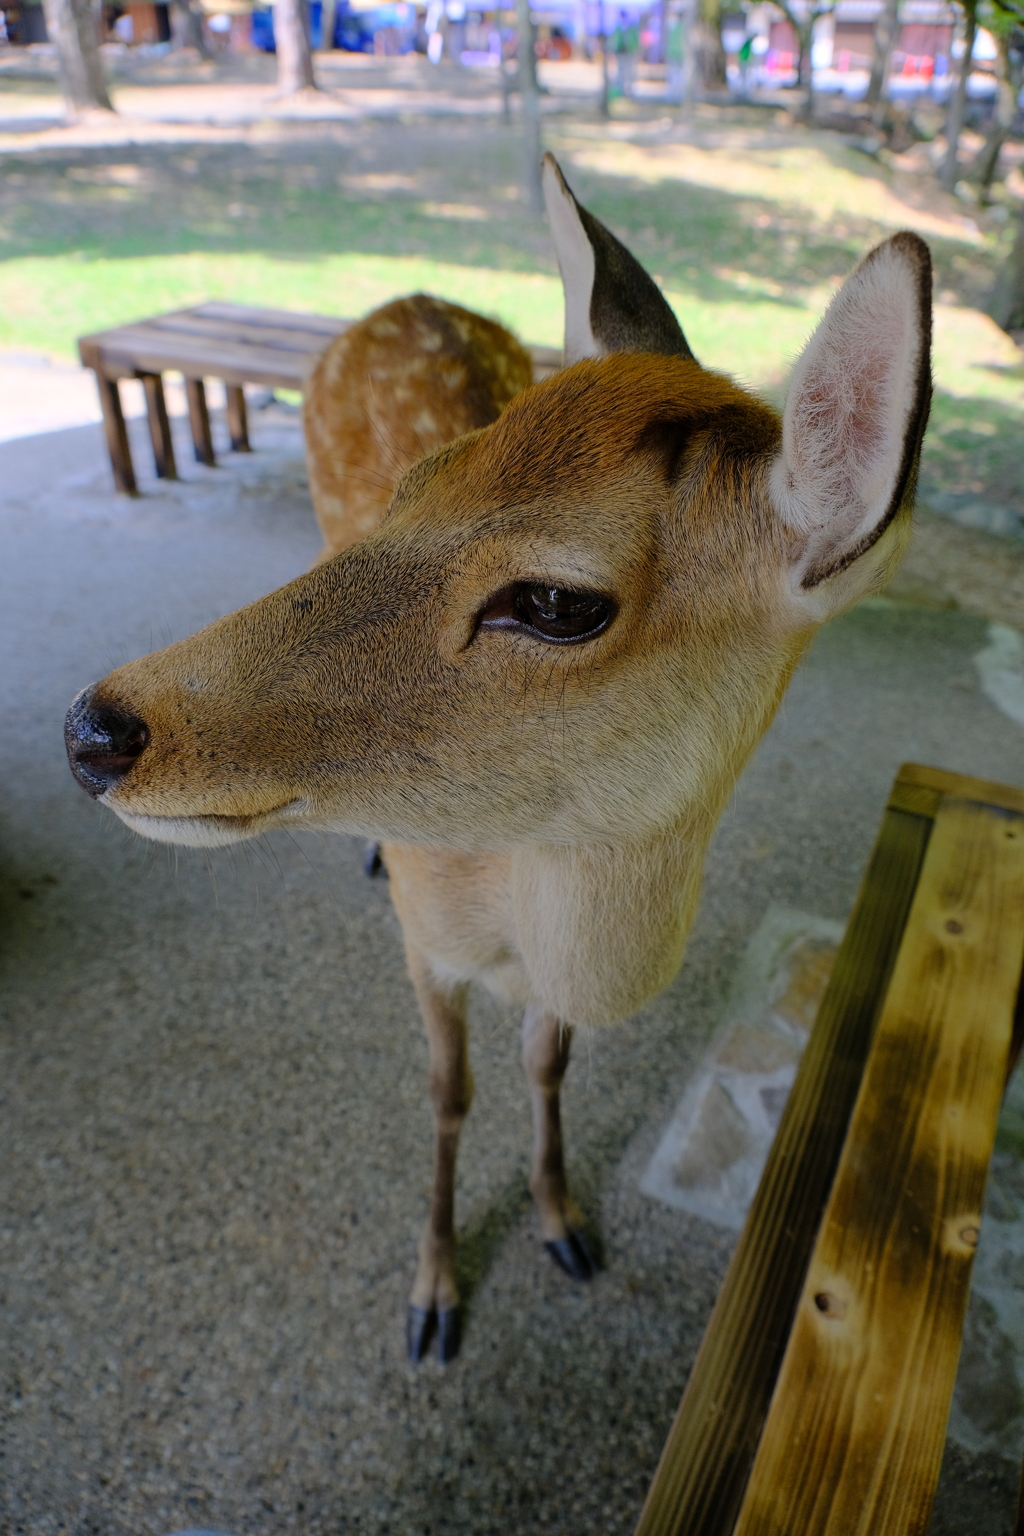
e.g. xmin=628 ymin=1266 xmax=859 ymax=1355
xmin=0 ymin=125 xmax=1002 ymax=313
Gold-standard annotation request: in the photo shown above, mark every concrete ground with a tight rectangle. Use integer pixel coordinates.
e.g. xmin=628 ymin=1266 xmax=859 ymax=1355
xmin=2 ymin=397 xmax=1024 ymax=1536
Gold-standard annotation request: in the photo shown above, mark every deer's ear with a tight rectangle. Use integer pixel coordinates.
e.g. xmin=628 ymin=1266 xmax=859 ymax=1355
xmin=541 ymin=152 xmax=696 ymax=366
xmin=773 ymin=231 xmax=932 ymax=608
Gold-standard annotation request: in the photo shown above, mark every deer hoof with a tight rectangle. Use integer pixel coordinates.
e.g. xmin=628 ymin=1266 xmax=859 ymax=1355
xmin=407 ymin=1305 xmax=435 ymax=1362
xmin=545 ymin=1230 xmax=598 ymax=1282
xmin=436 ymin=1306 xmax=461 ymax=1363
xmin=363 ymin=841 xmax=387 ymax=878
xmin=406 ymin=1304 xmax=461 ymax=1363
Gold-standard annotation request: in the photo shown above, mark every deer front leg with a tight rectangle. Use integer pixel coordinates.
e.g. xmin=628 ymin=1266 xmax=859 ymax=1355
xmin=406 ymin=948 xmax=473 ymax=1364
xmin=521 ymin=1007 xmax=597 ymax=1282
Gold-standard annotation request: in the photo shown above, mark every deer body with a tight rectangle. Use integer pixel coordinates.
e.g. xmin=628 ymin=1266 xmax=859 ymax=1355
xmin=304 ymin=291 xmax=533 ymax=560
xmin=66 ymin=156 xmax=932 ymax=1362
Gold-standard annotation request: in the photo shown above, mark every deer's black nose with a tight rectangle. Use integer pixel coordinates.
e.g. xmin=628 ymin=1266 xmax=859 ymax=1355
xmin=65 ymin=687 xmax=149 ymax=798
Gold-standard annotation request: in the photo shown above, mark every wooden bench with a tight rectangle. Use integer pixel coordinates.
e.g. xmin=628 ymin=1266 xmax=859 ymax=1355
xmin=77 ymin=303 xmax=563 ymax=496
xmin=635 ymin=762 xmax=1024 ymax=1536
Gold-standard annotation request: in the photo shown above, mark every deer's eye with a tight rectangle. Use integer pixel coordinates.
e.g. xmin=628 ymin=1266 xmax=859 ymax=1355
xmin=478 ymin=583 xmax=616 ymax=644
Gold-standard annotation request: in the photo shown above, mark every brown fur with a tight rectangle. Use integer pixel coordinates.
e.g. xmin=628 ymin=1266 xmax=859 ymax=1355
xmin=304 ymin=293 xmax=533 ymax=560
xmin=67 ymin=208 xmax=931 ymax=1354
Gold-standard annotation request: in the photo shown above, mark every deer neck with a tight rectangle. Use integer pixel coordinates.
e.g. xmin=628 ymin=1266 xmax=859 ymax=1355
xmin=508 ymin=807 xmax=714 ymax=1028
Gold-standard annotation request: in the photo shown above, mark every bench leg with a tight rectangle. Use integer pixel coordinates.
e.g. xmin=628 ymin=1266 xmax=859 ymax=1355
xmin=185 ymin=377 xmax=215 ymax=467
xmin=139 ymin=373 xmax=177 ymax=481
xmin=225 ymin=384 xmax=251 ymax=453
xmin=93 ymin=373 xmax=137 ymax=496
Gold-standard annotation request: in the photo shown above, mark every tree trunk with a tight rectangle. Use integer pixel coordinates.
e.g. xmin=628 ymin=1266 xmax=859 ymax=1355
xmin=990 ymin=202 xmax=1024 ymax=333
xmin=939 ymin=0 xmax=977 ymax=193
xmin=777 ymin=3 xmax=816 ymax=122
xmin=799 ymin=17 xmax=815 ymax=122
xmin=276 ymin=0 xmax=317 ymax=93
xmin=599 ymin=11 xmax=611 ymax=118
xmin=515 ymin=0 xmax=544 ymax=213
xmin=41 ymin=0 xmax=113 ymax=116
xmin=865 ymin=0 xmax=899 ymax=111
xmin=967 ymin=32 xmax=1017 ymax=197
xmin=172 ymin=0 xmax=211 ymax=55
xmin=693 ymin=0 xmax=724 ymax=90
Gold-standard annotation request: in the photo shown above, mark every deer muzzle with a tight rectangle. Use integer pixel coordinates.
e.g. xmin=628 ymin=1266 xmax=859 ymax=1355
xmin=65 ymin=685 xmax=150 ymax=798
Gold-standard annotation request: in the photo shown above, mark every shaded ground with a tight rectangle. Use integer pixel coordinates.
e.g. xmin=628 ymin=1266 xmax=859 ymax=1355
xmin=1 ymin=391 xmax=1024 ymax=1534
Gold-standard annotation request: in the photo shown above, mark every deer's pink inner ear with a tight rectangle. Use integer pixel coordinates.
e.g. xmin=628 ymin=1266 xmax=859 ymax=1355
xmin=771 ymin=232 xmax=931 ymax=593
xmin=787 ymin=295 xmax=910 ymax=511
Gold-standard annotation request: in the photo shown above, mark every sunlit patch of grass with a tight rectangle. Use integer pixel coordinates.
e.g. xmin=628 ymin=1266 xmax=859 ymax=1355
xmin=565 ymin=134 xmax=984 ymax=246
xmin=0 ymin=250 xmax=566 ymax=356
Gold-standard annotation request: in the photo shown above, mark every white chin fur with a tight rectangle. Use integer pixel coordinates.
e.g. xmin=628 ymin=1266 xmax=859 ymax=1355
xmin=111 ymin=799 xmax=314 ymax=848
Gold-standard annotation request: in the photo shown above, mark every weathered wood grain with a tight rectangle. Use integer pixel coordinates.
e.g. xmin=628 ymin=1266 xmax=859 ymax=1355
xmin=891 ymin=762 xmax=1024 ymax=820
xmin=632 ymin=806 xmax=933 ymax=1536
xmin=733 ymin=797 xmax=1024 ymax=1536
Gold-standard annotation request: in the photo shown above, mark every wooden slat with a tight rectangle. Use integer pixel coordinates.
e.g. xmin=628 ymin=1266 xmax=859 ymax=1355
xmin=190 ymin=300 xmax=352 ymax=336
xmin=891 ymin=762 xmax=1024 ymax=821
xmin=77 ymin=324 xmax=317 ymax=389
xmin=733 ymin=796 xmax=1024 ymax=1536
xmin=140 ymin=310 xmax=346 ymax=355
xmin=633 ymin=804 xmax=934 ymax=1536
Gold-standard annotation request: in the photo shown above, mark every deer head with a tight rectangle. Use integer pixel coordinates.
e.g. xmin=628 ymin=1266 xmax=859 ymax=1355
xmin=65 ymin=157 xmax=931 ymax=1022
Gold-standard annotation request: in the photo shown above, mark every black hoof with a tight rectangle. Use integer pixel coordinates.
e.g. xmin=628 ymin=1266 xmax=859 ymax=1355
xmin=407 ymin=1305 xmax=436 ymax=1362
xmin=545 ymin=1230 xmax=598 ymax=1282
xmin=436 ymin=1307 xmax=461 ymax=1363
xmin=363 ymin=841 xmax=387 ymax=878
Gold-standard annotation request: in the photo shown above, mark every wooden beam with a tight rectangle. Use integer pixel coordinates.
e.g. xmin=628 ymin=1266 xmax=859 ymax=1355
xmin=890 ymin=761 xmax=1024 ymax=821
xmin=138 ymin=372 xmax=177 ymax=480
xmin=92 ymin=372 xmax=137 ymax=496
xmin=732 ymin=796 xmax=1024 ymax=1536
xmin=184 ymin=378 xmax=215 ymax=467
xmin=632 ymin=804 xmax=933 ymax=1536
xmin=225 ymin=385 xmax=250 ymax=453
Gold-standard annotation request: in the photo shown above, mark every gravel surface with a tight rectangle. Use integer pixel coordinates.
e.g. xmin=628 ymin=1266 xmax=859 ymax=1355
xmin=2 ymin=408 xmax=1024 ymax=1534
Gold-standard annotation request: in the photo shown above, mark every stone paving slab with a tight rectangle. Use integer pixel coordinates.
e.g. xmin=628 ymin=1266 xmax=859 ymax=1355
xmin=640 ymin=905 xmax=842 ymax=1230
xmin=3 ymin=414 xmax=1024 ymax=1534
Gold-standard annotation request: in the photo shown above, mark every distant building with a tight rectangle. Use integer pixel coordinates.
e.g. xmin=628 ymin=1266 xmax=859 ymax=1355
xmin=744 ymin=0 xmax=998 ymax=98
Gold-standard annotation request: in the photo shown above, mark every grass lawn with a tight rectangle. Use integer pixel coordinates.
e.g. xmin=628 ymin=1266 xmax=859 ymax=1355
xmin=1 ymin=105 xmax=1021 ymax=510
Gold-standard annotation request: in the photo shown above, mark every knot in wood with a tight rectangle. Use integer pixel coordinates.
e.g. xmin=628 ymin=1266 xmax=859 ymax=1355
xmin=944 ymin=918 xmax=964 ymax=934
xmin=813 ymin=1290 xmax=847 ymax=1319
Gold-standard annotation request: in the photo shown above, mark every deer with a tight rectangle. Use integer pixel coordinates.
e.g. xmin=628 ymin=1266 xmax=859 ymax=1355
xmin=302 ymin=290 xmax=535 ymax=565
xmin=64 ymin=153 xmax=932 ymax=1365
